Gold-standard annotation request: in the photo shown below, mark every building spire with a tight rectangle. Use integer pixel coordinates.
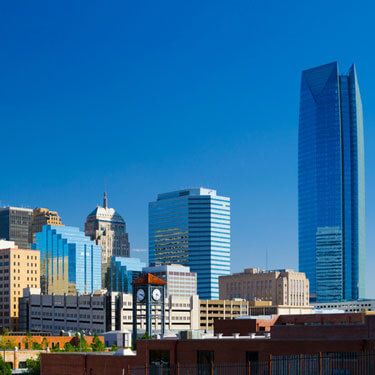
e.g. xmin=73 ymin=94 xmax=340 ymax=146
xmin=103 ymin=192 xmax=108 ymax=208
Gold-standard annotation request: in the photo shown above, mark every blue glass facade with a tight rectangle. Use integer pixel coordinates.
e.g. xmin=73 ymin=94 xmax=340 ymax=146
xmin=107 ymin=256 xmax=145 ymax=293
xmin=149 ymin=188 xmax=230 ymax=299
xmin=298 ymin=62 xmax=365 ymax=302
xmin=34 ymin=225 xmax=102 ymax=294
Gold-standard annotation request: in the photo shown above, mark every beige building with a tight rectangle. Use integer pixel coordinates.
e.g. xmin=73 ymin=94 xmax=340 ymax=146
xmin=0 ymin=240 xmax=40 ymax=330
xmin=85 ymin=193 xmax=130 ymax=288
xmin=200 ymin=299 xmax=313 ymax=331
xmin=29 ymin=207 xmax=63 ymax=244
xmin=219 ymin=268 xmax=310 ymax=306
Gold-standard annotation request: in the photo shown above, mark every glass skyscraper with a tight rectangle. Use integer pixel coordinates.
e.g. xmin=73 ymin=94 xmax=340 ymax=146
xmin=34 ymin=225 xmax=102 ymax=295
xmin=149 ymin=188 xmax=230 ymax=299
xmin=107 ymin=256 xmax=145 ymax=293
xmin=298 ymin=62 xmax=365 ymax=302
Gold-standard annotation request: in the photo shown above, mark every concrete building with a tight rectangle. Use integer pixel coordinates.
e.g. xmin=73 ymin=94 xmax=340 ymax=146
xmin=20 ymin=289 xmax=200 ymax=335
xmin=0 ymin=206 xmax=33 ymax=248
xmin=314 ymin=299 xmax=375 ymax=313
xmin=85 ymin=193 xmax=130 ymax=288
xmin=219 ymin=268 xmax=310 ymax=306
xmin=142 ymin=264 xmax=197 ymax=297
xmin=34 ymin=225 xmax=101 ymax=295
xmin=107 ymin=256 xmax=145 ymax=293
xmin=29 ymin=207 xmax=63 ymax=244
xmin=0 ymin=241 xmax=40 ymax=331
xmin=149 ymin=188 xmax=230 ymax=299
xmin=199 ymin=299 xmax=312 ymax=331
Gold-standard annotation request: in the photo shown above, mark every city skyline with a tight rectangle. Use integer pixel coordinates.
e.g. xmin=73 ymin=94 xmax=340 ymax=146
xmin=2 ymin=1 xmax=375 ymax=298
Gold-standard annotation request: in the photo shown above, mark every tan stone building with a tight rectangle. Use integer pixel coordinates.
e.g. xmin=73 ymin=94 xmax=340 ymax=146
xmin=29 ymin=207 xmax=63 ymax=244
xmin=0 ymin=240 xmax=40 ymax=330
xmin=219 ymin=268 xmax=310 ymax=306
xmin=85 ymin=193 xmax=130 ymax=288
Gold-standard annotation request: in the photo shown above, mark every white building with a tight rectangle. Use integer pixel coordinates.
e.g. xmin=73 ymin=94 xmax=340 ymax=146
xmin=142 ymin=264 xmax=197 ymax=297
xmin=20 ymin=289 xmax=199 ymax=335
xmin=314 ymin=300 xmax=375 ymax=313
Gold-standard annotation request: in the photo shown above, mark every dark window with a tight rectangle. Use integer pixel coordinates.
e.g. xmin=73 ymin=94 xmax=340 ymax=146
xmin=246 ymin=352 xmax=259 ymax=374
xmin=197 ymin=351 xmax=214 ymax=375
xmin=149 ymin=350 xmax=170 ymax=374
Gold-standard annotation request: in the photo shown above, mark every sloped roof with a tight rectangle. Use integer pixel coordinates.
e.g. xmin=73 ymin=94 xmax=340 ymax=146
xmin=87 ymin=206 xmax=125 ymax=224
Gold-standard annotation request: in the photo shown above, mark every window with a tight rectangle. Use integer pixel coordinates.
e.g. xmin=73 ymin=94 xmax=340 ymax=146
xmin=197 ymin=351 xmax=214 ymax=375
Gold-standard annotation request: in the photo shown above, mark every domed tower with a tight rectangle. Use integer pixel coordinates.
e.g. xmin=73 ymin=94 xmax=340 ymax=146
xmin=85 ymin=192 xmax=130 ymax=288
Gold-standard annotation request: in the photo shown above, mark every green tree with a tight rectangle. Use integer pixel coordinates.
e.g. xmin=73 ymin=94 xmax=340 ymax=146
xmin=63 ymin=342 xmax=75 ymax=352
xmin=25 ymin=356 xmax=40 ymax=375
xmin=90 ymin=334 xmax=104 ymax=352
xmin=0 ymin=336 xmax=16 ymax=350
xmin=31 ymin=342 xmax=42 ymax=350
xmin=0 ymin=356 xmax=11 ymax=375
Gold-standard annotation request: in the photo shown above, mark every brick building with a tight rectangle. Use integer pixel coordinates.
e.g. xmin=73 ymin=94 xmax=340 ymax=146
xmin=41 ymin=313 xmax=375 ymax=374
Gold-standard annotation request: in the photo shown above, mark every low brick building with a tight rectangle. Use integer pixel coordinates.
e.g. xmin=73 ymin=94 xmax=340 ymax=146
xmin=41 ymin=313 xmax=375 ymax=374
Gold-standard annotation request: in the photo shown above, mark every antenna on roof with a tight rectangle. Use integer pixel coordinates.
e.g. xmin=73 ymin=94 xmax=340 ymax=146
xmin=103 ymin=192 xmax=108 ymax=208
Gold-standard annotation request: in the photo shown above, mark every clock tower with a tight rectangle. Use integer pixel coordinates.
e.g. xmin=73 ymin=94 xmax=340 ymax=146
xmin=132 ymin=273 xmax=167 ymax=345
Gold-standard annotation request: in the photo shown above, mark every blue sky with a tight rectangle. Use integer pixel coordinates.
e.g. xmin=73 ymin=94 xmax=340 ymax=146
xmin=1 ymin=1 xmax=375 ymax=295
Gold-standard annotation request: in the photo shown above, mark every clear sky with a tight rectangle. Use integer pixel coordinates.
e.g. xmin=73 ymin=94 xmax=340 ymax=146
xmin=1 ymin=1 xmax=375 ymax=295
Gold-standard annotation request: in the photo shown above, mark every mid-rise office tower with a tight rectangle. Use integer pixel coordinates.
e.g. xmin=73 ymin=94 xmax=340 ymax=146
xmin=298 ymin=62 xmax=365 ymax=302
xmin=149 ymin=188 xmax=231 ymax=299
xmin=0 ymin=240 xmax=40 ymax=330
xmin=85 ymin=193 xmax=130 ymax=288
xmin=0 ymin=207 xmax=33 ymax=248
xmin=34 ymin=225 xmax=101 ymax=295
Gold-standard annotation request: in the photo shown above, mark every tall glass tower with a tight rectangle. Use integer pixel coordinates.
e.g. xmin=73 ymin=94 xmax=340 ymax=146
xmin=298 ymin=62 xmax=365 ymax=302
xmin=149 ymin=188 xmax=230 ymax=299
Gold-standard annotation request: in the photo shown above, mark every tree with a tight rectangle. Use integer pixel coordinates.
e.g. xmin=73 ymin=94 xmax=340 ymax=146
xmin=25 ymin=356 xmax=40 ymax=375
xmin=0 ymin=356 xmax=11 ymax=375
xmin=0 ymin=336 xmax=16 ymax=350
xmin=90 ymin=335 xmax=104 ymax=352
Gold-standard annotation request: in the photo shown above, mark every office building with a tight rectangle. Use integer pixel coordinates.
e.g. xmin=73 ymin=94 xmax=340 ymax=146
xmin=219 ymin=268 xmax=310 ymax=306
xmin=314 ymin=299 xmax=375 ymax=313
xmin=107 ymin=256 xmax=145 ymax=293
xmin=143 ymin=264 xmax=197 ymax=297
xmin=34 ymin=225 xmax=101 ymax=295
xmin=20 ymin=289 xmax=200 ymax=335
xmin=29 ymin=207 xmax=63 ymax=244
xmin=0 ymin=241 xmax=40 ymax=330
xmin=85 ymin=193 xmax=130 ymax=288
xmin=298 ymin=62 xmax=365 ymax=301
xmin=149 ymin=188 xmax=230 ymax=299
xmin=200 ymin=299 xmax=313 ymax=331
xmin=0 ymin=207 xmax=33 ymax=248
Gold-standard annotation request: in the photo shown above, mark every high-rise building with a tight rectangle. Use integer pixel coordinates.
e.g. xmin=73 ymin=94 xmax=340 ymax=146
xmin=107 ymin=256 xmax=145 ymax=293
xmin=0 ymin=240 xmax=40 ymax=330
xmin=298 ymin=62 xmax=365 ymax=302
xmin=85 ymin=193 xmax=130 ymax=288
xmin=149 ymin=188 xmax=230 ymax=299
xmin=0 ymin=207 xmax=33 ymax=248
xmin=29 ymin=207 xmax=63 ymax=244
xmin=219 ymin=268 xmax=310 ymax=306
xmin=143 ymin=264 xmax=197 ymax=297
xmin=34 ymin=225 xmax=101 ymax=295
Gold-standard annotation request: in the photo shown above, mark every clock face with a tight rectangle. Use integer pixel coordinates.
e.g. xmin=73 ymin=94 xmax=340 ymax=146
xmin=152 ymin=288 xmax=161 ymax=301
xmin=136 ymin=288 xmax=145 ymax=302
